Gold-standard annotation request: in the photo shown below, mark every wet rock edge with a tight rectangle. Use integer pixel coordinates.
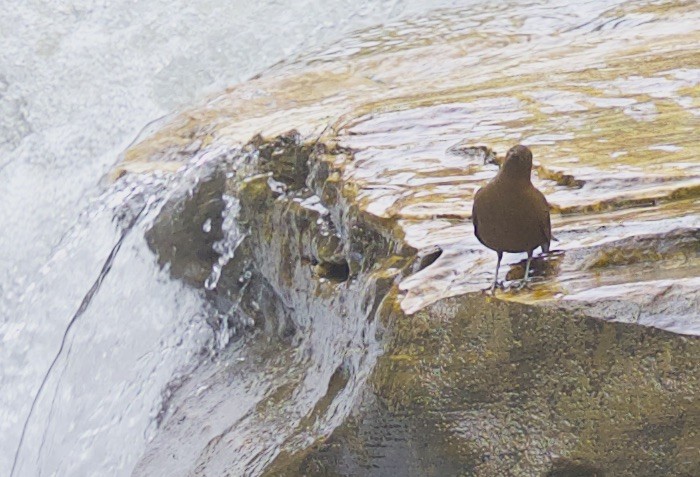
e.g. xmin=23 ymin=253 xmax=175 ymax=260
xmin=142 ymin=133 xmax=699 ymax=477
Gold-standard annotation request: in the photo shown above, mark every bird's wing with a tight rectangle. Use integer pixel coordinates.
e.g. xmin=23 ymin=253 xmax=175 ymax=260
xmin=542 ymin=207 xmax=552 ymax=240
xmin=472 ymin=189 xmax=481 ymax=241
xmin=540 ymin=219 xmax=551 ymax=252
xmin=539 ymin=193 xmax=552 ymax=251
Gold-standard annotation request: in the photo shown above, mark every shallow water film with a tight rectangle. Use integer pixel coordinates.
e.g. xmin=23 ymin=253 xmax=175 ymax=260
xmin=1 ymin=0 xmax=698 ymax=476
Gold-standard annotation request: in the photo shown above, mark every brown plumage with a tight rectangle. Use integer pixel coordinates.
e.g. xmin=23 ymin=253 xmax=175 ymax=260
xmin=472 ymin=144 xmax=551 ymax=292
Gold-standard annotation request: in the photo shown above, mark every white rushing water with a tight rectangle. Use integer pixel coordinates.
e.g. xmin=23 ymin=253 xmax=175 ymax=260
xmin=0 ymin=1 xmax=469 ymax=475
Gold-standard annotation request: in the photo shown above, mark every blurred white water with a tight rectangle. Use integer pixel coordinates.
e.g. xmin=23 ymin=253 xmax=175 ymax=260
xmin=0 ymin=1 xmax=466 ymax=475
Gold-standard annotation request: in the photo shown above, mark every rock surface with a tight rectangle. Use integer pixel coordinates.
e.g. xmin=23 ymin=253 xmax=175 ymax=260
xmin=118 ymin=0 xmax=700 ymax=334
xmin=282 ymin=295 xmax=699 ymax=476
xmin=115 ymin=1 xmax=699 ymax=475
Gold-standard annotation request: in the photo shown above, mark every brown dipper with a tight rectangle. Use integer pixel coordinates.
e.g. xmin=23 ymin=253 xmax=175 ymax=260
xmin=472 ymin=144 xmax=551 ymax=292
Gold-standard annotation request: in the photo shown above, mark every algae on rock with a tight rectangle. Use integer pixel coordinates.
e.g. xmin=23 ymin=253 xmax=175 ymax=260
xmin=286 ymin=295 xmax=699 ymax=477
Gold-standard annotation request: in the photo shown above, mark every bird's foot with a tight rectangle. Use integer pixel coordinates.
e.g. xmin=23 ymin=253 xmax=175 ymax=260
xmin=482 ymin=281 xmax=505 ymax=295
xmin=515 ymin=279 xmax=531 ymax=291
xmin=482 ymin=286 xmax=495 ymax=295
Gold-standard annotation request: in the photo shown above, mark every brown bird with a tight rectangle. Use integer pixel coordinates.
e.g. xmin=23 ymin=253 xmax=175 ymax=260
xmin=472 ymin=144 xmax=551 ymax=292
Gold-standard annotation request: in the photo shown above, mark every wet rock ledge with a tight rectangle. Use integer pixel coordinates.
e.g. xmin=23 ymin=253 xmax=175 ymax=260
xmin=133 ymin=131 xmax=698 ymax=477
xmin=117 ymin=2 xmax=699 ymax=473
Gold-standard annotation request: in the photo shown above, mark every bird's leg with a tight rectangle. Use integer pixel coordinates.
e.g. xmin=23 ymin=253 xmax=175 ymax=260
xmin=491 ymin=251 xmax=503 ymax=294
xmin=517 ymin=250 xmax=533 ymax=290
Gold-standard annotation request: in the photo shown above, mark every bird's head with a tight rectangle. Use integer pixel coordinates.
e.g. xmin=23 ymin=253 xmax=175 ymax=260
xmin=502 ymin=144 xmax=533 ymax=180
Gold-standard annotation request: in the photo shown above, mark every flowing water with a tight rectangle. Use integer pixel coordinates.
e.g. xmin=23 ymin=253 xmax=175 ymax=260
xmin=0 ymin=1 xmax=462 ymax=474
xmin=1 ymin=0 xmax=698 ymax=476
